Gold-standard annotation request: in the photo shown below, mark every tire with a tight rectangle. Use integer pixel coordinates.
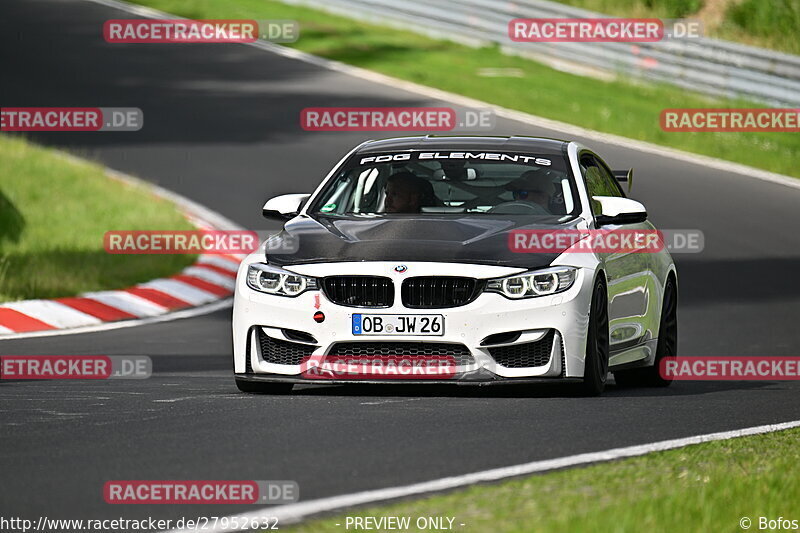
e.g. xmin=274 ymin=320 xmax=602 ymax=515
xmin=235 ymin=378 xmax=294 ymax=394
xmin=581 ymin=279 xmax=610 ymax=396
xmin=613 ymin=277 xmax=677 ymax=388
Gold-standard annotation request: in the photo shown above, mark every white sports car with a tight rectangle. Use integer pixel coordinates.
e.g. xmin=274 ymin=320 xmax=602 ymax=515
xmin=233 ymin=136 xmax=677 ymax=395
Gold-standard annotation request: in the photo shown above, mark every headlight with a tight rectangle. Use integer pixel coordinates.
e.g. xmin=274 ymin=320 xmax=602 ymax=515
xmin=246 ymin=263 xmax=318 ymax=297
xmin=486 ymin=267 xmax=577 ymax=299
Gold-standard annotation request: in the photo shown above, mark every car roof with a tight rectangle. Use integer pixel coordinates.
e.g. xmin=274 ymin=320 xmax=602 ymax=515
xmin=355 ymin=135 xmax=569 ymax=154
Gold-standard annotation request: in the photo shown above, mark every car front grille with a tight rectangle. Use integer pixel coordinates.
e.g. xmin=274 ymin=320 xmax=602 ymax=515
xmin=488 ymin=330 xmax=555 ymax=368
xmin=258 ymin=330 xmax=316 ymax=365
xmin=328 ymin=342 xmax=474 ymax=367
xmin=401 ymin=277 xmax=481 ymax=308
xmin=323 ymin=276 xmax=394 ymax=307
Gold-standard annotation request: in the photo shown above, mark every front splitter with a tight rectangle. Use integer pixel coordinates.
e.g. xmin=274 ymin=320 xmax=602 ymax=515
xmin=235 ymin=373 xmax=582 ymax=386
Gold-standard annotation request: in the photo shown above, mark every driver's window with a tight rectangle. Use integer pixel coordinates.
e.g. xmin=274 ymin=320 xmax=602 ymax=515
xmin=580 ymin=153 xmax=625 ymax=198
xmin=581 ymin=153 xmax=623 ymax=198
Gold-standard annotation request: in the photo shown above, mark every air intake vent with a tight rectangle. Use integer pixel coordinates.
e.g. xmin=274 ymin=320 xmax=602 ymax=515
xmin=488 ymin=330 xmax=555 ymax=368
xmin=401 ymin=277 xmax=481 ymax=308
xmin=258 ymin=330 xmax=316 ymax=365
xmin=322 ymin=276 xmax=394 ymax=307
xmin=329 ymin=342 xmax=474 ymax=367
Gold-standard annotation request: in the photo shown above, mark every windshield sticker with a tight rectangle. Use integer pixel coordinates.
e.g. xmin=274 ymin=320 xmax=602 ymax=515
xmin=359 ymin=152 xmax=551 ymax=166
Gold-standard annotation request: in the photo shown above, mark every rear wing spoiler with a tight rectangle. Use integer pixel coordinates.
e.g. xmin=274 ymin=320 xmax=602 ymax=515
xmin=613 ymin=168 xmax=634 ymax=194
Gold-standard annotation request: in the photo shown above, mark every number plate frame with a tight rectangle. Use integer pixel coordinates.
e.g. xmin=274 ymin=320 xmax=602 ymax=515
xmin=352 ymin=314 xmax=445 ymax=336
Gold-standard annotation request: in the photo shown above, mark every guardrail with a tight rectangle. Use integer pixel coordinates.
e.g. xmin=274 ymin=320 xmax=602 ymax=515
xmin=286 ymin=0 xmax=800 ymax=107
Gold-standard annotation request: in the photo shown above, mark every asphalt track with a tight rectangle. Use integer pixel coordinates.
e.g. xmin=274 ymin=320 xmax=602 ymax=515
xmin=1 ymin=0 xmax=800 ymax=525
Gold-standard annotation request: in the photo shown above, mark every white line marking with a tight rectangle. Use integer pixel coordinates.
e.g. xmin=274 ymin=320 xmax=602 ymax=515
xmin=360 ymin=398 xmax=425 ymax=405
xmin=152 ymin=397 xmax=195 ymax=403
xmin=164 ymin=419 xmax=800 ymax=531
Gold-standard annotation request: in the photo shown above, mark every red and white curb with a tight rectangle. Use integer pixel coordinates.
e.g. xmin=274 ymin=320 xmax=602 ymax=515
xmin=0 ymin=253 xmax=243 ymax=336
xmin=0 ymin=158 xmax=248 ymax=339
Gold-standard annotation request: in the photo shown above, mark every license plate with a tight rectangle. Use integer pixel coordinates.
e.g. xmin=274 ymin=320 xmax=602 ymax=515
xmin=352 ymin=314 xmax=444 ymax=336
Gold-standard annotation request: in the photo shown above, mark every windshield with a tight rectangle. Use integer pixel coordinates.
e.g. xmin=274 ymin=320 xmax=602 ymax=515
xmin=309 ymin=150 xmax=580 ymax=219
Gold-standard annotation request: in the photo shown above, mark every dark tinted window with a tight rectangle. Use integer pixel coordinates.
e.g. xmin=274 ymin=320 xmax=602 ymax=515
xmin=580 ymin=153 xmax=624 ymax=199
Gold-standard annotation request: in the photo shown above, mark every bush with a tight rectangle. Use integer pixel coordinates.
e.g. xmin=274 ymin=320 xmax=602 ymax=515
xmin=726 ymin=0 xmax=800 ymax=39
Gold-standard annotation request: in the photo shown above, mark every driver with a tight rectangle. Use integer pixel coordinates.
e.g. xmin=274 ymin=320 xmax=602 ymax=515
xmin=384 ymin=172 xmax=429 ymax=213
xmin=504 ymin=169 xmax=556 ymax=211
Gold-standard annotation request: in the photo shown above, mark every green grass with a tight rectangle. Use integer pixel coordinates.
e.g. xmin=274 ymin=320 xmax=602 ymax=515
xmin=285 ymin=427 xmax=800 ymax=533
xmin=719 ymin=0 xmax=800 ymax=55
xmin=552 ymin=0 xmax=800 ymax=55
xmin=128 ymin=0 xmax=799 ymax=178
xmin=0 ymin=135 xmax=196 ymax=302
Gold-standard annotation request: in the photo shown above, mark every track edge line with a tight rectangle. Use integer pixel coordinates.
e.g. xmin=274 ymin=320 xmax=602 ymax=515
xmin=164 ymin=419 xmax=800 ymax=531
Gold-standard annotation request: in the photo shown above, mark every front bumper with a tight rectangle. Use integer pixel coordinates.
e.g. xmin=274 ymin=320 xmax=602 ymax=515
xmin=232 ymin=260 xmax=595 ymax=382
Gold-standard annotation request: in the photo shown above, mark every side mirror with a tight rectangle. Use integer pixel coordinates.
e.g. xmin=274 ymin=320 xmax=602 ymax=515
xmin=612 ymin=168 xmax=634 ymax=194
xmin=262 ymin=194 xmax=310 ymax=220
xmin=592 ymin=196 xmax=647 ymax=226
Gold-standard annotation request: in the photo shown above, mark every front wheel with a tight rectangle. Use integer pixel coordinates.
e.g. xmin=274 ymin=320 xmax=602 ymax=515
xmin=581 ymin=279 xmax=610 ymax=396
xmin=235 ymin=378 xmax=294 ymax=394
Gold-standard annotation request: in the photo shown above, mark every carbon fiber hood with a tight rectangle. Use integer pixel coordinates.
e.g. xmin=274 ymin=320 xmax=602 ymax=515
xmin=266 ymin=214 xmax=582 ymax=268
